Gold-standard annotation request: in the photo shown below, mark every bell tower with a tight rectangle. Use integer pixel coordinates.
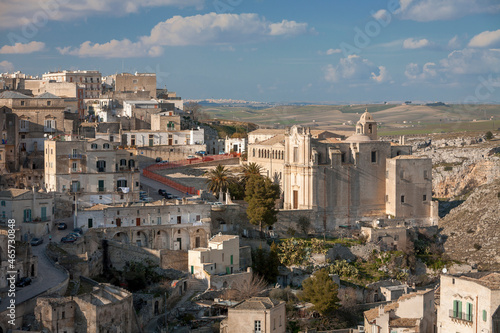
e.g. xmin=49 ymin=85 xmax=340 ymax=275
xmin=356 ymin=109 xmax=378 ymax=140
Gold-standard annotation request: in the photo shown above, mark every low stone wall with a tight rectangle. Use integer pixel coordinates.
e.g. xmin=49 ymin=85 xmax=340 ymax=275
xmin=106 ymin=240 xmax=161 ymax=270
xmin=209 ymin=270 xmax=252 ymax=290
xmin=160 ymin=249 xmax=188 ymax=270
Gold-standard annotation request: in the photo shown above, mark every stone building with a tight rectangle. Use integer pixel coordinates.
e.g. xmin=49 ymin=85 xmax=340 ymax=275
xmin=220 ymin=297 xmax=286 ymax=333
xmin=77 ymin=200 xmax=211 ymax=249
xmin=122 ymin=127 xmax=204 ymax=147
xmin=113 ymin=72 xmax=157 ymax=99
xmin=364 ymin=289 xmax=435 ymax=333
xmin=247 ymin=111 xmax=438 ymax=230
xmin=436 ymin=273 xmax=500 ymax=333
xmin=44 ymin=136 xmax=140 ymax=207
xmin=0 ymin=226 xmax=38 ymax=289
xmin=42 ymin=70 xmax=101 ymax=99
xmin=35 ymin=283 xmax=136 ymax=333
xmin=225 ymin=136 xmax=246 ymax=154
xmin=189 ymin=234 xmax=240 ymax=277
xmin=0 ymin=106 xmax=19 ymax=173
xmin=0 ymin=188 xmax=54 ymax=238
xmin=150 ymin=111 xmax=185 ymax=131
xmin=360 ymin=226 xmax=411 ymax=251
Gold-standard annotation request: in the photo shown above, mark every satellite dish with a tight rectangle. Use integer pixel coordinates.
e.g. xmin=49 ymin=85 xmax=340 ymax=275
xmin=442 ymin=268 xmax=448 ymax=274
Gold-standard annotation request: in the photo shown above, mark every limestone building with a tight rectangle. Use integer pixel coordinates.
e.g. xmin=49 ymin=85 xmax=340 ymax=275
xmin=0 ymin=188 xmax=54 ymax=238
xmin=364 ymin=289 xmax=435 ymax=333
xmin=189 ymin=234 xmax=240 ymax=277
xmin=42 ymin=70 xmax=102 ymax=99
xmin=247 ymin=111 xmax=437 ymax=230
xmin=44 ymin=136 xmax=140 ymax=207
xmin=122 ymin=127 xmax=204 ymax=147
xmin=35 ymin=283 xmax=136 ymax=333
xmin=220 ymin=297 xmax=286 ymax=333
xmin=436 ymin=273 xmax=500 ymax=333
xmin=0 ymin=107 xmax=19 ymax=173
xmin=113 ymin=72 xmax=157 ymax=99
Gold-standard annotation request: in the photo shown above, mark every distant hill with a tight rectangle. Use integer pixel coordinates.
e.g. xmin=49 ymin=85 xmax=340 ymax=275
xmin=439 ymin=178 xmax=500 ymax=270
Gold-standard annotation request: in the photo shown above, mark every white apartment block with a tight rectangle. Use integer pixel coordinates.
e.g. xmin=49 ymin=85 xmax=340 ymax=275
xmin=189 ymin=234 xmax=240 ymax=277
xmin=225 ymin=137 xmax=246 ymax=154
xmin=123 ymin=128 xmax=204 ymax=147
xmin=437 ymin=273 xmax=500 ymax=333
xmin=44 ymin=136 xmax=140 ymax=207
xmin=42 ymin=70 xmax=101 ymax=99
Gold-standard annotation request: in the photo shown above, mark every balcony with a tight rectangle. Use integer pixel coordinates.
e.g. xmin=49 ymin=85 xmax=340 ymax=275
xmin=449 ymin=310 xmax=473 ymax=325
xmin=69 ymin=168 xmax=83 ymax=173
xmin=44 ymin=127 xmax=56 ymax=133
xmin=98 ymin=187 xmax=106 ymax=193
xmin=69 ymin=154 xmax=83 ymax=159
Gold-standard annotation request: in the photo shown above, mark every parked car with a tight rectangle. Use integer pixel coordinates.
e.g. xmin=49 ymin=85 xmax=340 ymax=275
xmin=158 ymin=189 xmax=167 ymax=196
xmin=211 ymin=202 xmax=224 ymax=207
xmin=61 ymin=236 xmax=77 ymax=243
xmin=73 ymin=227 xmax=83 ymax=234
xmin=68 ymin=232 xmax=81 ymax=238
xmin=57 ymin=222 xmax=67 ymax=230
xmin=30 ymin=238 xmax=43 ymax=246
xmin=195 ymin=151 xmax=207 ymax=155
xmin=16 ymin=277 xmax=32 ymax=288
xmin=187 ymin=155 xmax=197 ymax=159
xmin=142 ymin=197 xmax=153 ymax=202
xmin=155 ymin=157 xmax=162 ymax=162
xmin=164 ymin=192 xmax=173 ymax=199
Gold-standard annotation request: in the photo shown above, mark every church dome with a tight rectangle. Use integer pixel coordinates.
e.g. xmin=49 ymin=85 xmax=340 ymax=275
xmin=344 ymin=133 xmax=372 ymax=143
xmin=359 ymin=110 xmax=374 ymax=122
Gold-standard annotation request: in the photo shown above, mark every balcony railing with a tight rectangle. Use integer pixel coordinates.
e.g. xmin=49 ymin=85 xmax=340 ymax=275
xmin=44 ymin=127 xmax=56 ymax=133
xmin=69 ymin=154 xmax=83 ymax=159
xmin=98 ymin=187 xmax=106 ymax=192
xmin=449 ymin=310 xmax=473 ymax=323
xmin=69 ymin=168 xmax=83 ymax=173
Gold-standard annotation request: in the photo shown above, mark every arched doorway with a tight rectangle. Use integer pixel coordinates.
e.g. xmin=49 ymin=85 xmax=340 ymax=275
xmin=113 ymin=232 xmax=130 ymax=244
xmin=155 ymin=230 xmax=170 ymax=249
xmin=135 ymin=231 xmax=148 ymax=247
xmin=174 ymin=229 xmax=189 ymax=250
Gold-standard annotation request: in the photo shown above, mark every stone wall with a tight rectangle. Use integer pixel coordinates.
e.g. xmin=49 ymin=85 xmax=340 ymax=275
xmin=208 ymin=270 xmax=252 ymax=290
xmin=160 ymin=249 xmax=188 ymax=270
xmin=106 ymin=240 xmax=161 ymax=270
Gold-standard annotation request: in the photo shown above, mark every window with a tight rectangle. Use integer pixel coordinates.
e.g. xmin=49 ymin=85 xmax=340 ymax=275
xmin=401 ymin=195 xmax=405 ymax=203
xmin=371 ymin=151 xmax=377 ymax=163
xmin=424 ymin=170 xmax=429 ymax=179
xmin=293 ymin=147 xmax=298 ymax=163
xmin=254 ymin=320 xmax=261 ymax=333
xmin=23 ymin=209 xmax=32 ymax=222
xmin=466 ymin=302 xmax=473 ymax=321
xmin=21 ymin=100 xmax=25 ymax=106
xmin=72 ymin=162 xmax=77 ymax=172
xmin=47 ymin=101 xmax=51 ymax=106
xmin=91 ymin=143 xmax=98 ymax=149
xmin=96 ymin=160 xmax=106 ymax=172
xmin=20 ymin=120 xmax=29 ymax=131
xmin=196 ymin=215 xmax=200 ymax=222
xmin=483 ymin=310 xmax=487 ymax=321
xmin=62 ymin=311 xmax=65 ymax=319
xmin=1 ymin=201 xmax=5 ymax=207
xmin=453 ymin=300 xmax=462 ymax=318
xmin=341 ymin=152 xmax=346 ymax=163
xmin=120 ymin=159 xmax=127 ymax=166
xmin=423 ymin=194 xmax=427 ymax=201
xmin=103 ymin=143 xmax=110 ymax=149
xmin=44 ymin=119 xmax=56 ymax=131
xmin=117 ymin=179 xmax=127 ymax=188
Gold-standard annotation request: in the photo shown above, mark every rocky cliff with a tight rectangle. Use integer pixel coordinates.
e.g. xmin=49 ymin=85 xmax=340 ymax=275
xmin=439 ymin=178 xmax=500 ymax=270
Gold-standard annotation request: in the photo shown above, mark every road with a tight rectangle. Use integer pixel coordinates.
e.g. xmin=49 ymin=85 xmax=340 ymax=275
xmin=140 ymin=174 xmax=192 ymax=201
xmin=0 ymin=225 xmax=68 ymax=313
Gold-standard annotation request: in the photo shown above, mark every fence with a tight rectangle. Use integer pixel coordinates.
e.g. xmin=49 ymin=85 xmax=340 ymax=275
xmin=142 ymin=153 xmax=241 ymax=195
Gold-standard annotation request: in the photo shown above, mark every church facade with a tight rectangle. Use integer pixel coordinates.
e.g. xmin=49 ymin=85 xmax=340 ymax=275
xmin=248 ymin=111 xmax=438 ymax=231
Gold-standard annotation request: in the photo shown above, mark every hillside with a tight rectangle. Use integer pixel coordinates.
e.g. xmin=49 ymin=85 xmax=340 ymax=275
xmin=439 ymin=178 xmax=500 ymax=270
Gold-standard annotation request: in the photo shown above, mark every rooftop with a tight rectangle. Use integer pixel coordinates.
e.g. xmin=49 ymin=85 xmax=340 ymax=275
xmin=0 ymin=91 xmax=32 ymax=99
xmin=0 ymin=188 xmax=30 ymax=198
xmin=233 ymin=297 xmax=282 ymax=310
xmin=458 ymin=272 xmax=500 ymax=290
xmin=210 ymin=234 xmax=238 ymax=243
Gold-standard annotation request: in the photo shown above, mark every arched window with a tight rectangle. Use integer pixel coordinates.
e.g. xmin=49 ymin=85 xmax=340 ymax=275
xmin=368 ymin=124 xmax=373 ymax=134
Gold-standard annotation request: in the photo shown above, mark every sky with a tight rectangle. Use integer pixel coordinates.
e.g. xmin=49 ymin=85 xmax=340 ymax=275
xmin=0 ymin=0 xmax=499 ymax=103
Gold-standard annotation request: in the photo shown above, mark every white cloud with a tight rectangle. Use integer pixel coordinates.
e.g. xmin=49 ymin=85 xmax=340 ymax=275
xmin=326 ymin=48 xmax=341 ymax=55
xmin=372 ymin=9 xmax=389 ymax=21
xmin=468 ymin=29 xmax=500 ymax=48
xmin=325 ymin=55 xmax=390 ymax=84
xmin=395 ymin=0 xmax=500 ymax=22
xmin=0 ymin=61 xmax=14 ymax=72
xmin=0 ymin=0 xmax=205 ymax=28
xmin=448 ymin=35 xmax=461 ymax=49
xmin=0 ymin=41 xmax=45 ymax=54
xmin=269 ymin=20 xmax=309 ymax=36
xmin=440 ymin=48 xmax=500 ymax=75
xmin=59 ymin=13 xmax=311 ymax=58
xmin=403 ymin=38 xmax=431 ymax=49
xmin=404 ymin=62 xmax=438 ymax=80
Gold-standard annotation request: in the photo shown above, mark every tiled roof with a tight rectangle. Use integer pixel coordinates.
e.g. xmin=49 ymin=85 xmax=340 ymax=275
xmin=0 ymin=188 xmax=30 ymax=198
xmin=364 ymin=302 xmax=399 ymax=322
xmin=253 ymin=134 xmax=285 ymax=146
xmin=460 ymin=272 xmax=500 ymax=290
xmin=389 ymin=317 xmax=419 ymax=328
xmin=233 ymin=297 xmax=281 ymax=310
xmin=0 ymin=91 xmax=32 ymax=99
xmin=249 ymin=129 xmax=283 ymax=135
xmin=398 ymin=289 xmax=431 ymax=302
xmin=85 ymin=204 xmax=111 ymax=211
xmin=36 ymin=92 xmax=61 ymax=99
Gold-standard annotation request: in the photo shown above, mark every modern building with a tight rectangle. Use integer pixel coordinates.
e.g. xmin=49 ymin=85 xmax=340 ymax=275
xmin=436 ymin=273 xmax=500 ymax=333
xmin=220 ymin=297 xmax=286 ymax=333
xmin=247 ymin=111 xmax=438 ymax=230
xmin=364 ymin=289 xmax=435 ymax=333
xmin=44 ymin=136 xmax=140 ymax=207
xmin=42 ymin=70 xmax=101 ymax=99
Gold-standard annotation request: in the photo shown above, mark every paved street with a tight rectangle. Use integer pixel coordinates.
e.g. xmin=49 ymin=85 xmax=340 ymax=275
xmin=140 ymin=174 xmax=192 ymax=200
xmin=0 ymin=224 xmax=68 ymax=313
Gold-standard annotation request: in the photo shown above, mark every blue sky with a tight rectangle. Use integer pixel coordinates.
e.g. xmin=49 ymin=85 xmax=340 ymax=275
xmin=0 ymin=0 xmax=499 ymax=103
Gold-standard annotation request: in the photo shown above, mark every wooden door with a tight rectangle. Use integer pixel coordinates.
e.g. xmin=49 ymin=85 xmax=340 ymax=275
xmin=293 ymin=190 xmax=298 ymax=209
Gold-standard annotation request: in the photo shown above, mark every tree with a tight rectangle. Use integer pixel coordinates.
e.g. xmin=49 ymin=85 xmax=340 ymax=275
xmin=485 ymin=131 xmax=493 ymax=140
xmin=184 ymin=101 xmax=202 ymax=121
xmin=204 ymin=164 xmax=233 ymax=197
xmin=241 ymin=162 xmax=262 ymax=185
xmin=252 ymin=243 xmax=280 ymax=284
xmin=245 ymin=174 xmax=280 ymax=233
xmin=300 ymin=268 xmax=340 ymax=316
xmin=222 ymin=274 xmax=267 ymax=301
xmin=297 ymin=215 xmax=311 ymax=236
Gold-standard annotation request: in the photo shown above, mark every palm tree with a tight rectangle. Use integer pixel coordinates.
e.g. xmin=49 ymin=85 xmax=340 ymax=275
xmin=241 ymin=162 xmax=262 ymax=184
xmin=204 ymin=164 xmax=232 ymax=196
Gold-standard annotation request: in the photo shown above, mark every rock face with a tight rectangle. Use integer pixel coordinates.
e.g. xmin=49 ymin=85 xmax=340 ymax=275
xmin=439 ymin=178 xmax=500 ymax=270
xmin=411 ymin=138 xmax=500 ymax=198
